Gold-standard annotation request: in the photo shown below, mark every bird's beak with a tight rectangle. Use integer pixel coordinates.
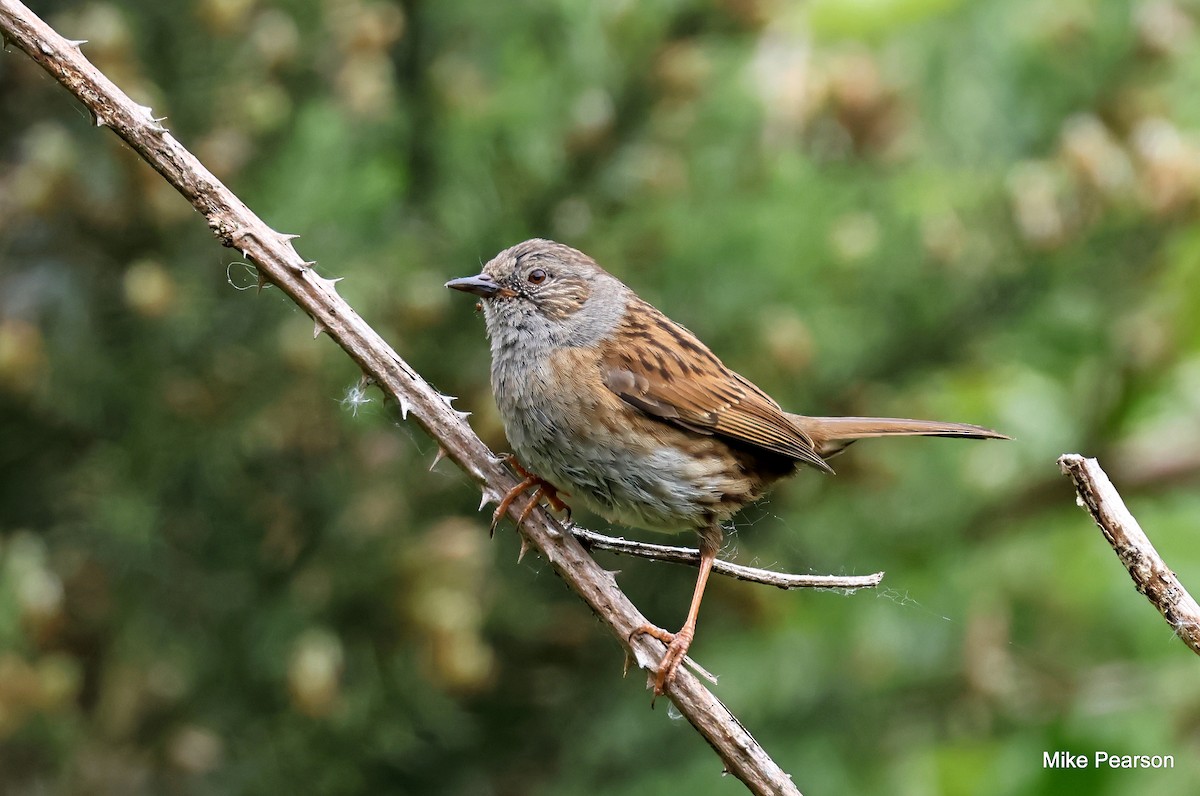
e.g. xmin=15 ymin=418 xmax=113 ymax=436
xmin=445 ymin=273 xmax=513 ymax=298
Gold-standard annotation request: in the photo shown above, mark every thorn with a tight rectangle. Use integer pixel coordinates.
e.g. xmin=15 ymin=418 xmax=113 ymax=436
xmin=302 ymin=260 xmax=317 ymax=269
xmin=429 ymin=446 xmax=448 ymax=472
xmin=66 ymin=39 xmax=87 ymax=48
xmin=256 ymin=269 xmax=268 ymax=293
xmin=314 ymin=275 xmax=344 ymax=292
xmin=478 ymin=490 xmax=501 ymax=512
xmin=517 ymin=535 xmax=530 ymax=563
xmin=279 ymin=232 xmax=301 ymax=242
xmin=439 ymin=394 xmax=457 ymax=407
xmin=92 ymin=112 xmax=108 ymax=128
xmin=454 ymin=409 xmax=472 ymax=421
xmin=312 ymin=319 xmax=326 ymax=338
xmin=133 ymin=103 xmax=168 ymax=132
xmin=398 ymin=398 xmax=412 ymax=420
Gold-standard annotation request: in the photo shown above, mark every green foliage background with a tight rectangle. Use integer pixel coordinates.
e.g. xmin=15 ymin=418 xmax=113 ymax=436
xmin=3 ymin=0 xmax=1200 ymax=793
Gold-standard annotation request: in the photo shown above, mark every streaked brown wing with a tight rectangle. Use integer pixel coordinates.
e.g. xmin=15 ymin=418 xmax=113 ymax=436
xmin=600 ymin=298 xmax=832 ymax=473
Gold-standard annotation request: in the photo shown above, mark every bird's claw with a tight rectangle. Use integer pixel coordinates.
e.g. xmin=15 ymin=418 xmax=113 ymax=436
xmin=630 ymin=622 xmax=694 ymax=697
xmin=489 ymin=457 xmax=571 ymax=537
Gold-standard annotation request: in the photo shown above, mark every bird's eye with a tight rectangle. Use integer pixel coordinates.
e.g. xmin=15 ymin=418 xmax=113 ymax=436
xmin=526 ymin=268 xmax=547 ymax=285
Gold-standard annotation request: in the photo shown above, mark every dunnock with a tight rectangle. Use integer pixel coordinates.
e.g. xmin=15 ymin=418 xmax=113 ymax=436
xmin=447 ymin=239 xmax=1006 ymax=695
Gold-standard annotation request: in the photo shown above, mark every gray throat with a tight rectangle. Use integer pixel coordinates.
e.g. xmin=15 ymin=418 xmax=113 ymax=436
xmin=484 ymin=273 xmax=629 ymax=412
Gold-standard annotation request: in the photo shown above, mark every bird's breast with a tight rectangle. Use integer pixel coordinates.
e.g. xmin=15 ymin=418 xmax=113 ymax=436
xmin=490 ymin=346 xmax=788 ymax=532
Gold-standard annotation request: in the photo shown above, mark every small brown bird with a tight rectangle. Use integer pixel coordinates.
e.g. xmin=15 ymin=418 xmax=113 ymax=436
xmin=447 ymin=239 xmax=1006 ymax=695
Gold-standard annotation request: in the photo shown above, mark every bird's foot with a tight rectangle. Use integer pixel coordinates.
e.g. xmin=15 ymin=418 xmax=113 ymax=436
xmin=489 ymin=456 xmax=570 ymax=536
xmin=504 ymin=456 xmax=570 ymax=513
xmin=630 ymin=622 xmax=695 ymax=697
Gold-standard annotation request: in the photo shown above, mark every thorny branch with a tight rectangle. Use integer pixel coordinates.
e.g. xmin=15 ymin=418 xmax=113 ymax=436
xmin=572 ymin=527 xmax=884 ymax=591
xmin=1058 ymin=454 xmax=1200 ymax=657
xmin=0 ymin=2 xmax=856 ymax=793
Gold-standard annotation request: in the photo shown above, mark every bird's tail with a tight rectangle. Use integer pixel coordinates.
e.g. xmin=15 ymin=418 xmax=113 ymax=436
xmin=789 ymin=415 xmax=1010 ymax=460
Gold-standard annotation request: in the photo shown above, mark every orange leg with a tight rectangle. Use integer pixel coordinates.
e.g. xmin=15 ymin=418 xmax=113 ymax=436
xmin=631 ymin=545 xmax=716 ymax=696
xmin=506 ymin=456 xmax=569 ymax=514
xmin=489 ymin=456 xmax=570 ymax=536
